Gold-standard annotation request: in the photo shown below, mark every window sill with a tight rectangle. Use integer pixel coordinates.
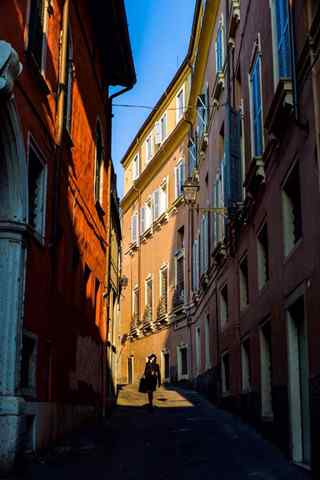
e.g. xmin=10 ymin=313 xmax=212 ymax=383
xmin=25 ymin=50 xmax=50 ymax=96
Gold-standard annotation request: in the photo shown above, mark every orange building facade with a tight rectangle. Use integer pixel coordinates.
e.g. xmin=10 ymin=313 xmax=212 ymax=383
xmin=0 ymin=0 xmax=135 ymax=470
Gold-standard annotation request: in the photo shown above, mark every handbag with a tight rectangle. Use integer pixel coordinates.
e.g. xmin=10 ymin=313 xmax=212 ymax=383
xmin=139 ymin=376 xmax=148 ymax=393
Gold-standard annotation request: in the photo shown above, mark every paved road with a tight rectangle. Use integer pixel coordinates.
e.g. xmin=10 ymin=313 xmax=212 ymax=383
xmin=16 ymin=385 xmax=311 ymax=479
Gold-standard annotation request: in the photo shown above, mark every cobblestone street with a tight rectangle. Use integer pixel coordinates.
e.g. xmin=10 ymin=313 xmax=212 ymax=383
xmin=15 ymin=385 xmax=311 ymax=480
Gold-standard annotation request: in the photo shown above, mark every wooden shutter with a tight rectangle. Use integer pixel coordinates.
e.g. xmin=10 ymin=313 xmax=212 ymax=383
xmin=131 ymin=214 xmax=137 ymax=243
xmin=141 ymin=207 xmax=145 ymax=233
xmin=251 ymin=57 xmax=263 ymax=156
xmin=276 ymin=0 xmax=292 ymax=78
xmin=154 ymin=189 xmax=160 ymax=219
xmin=155 ymin=121 xmax=161 ymax=145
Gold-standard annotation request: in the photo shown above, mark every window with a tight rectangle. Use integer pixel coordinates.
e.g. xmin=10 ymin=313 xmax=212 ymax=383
xmin=145 ymin=135 xmax=153 ymax=164
xmin=205 ymin=316 xmax=211 ymax=370
xmin=64 ymin=25 xmax=73 ymax=133
xmin=145 ymin=198 xmax=153 ymax=230
xmin=282 ymin=162 xmax=302 ymax=257
xmin=241 ymin=339 xmax=251 ymax=392
xmin=212 ymin=158 xmax=226 ymax=246
xmin=131 ymin=212 xmax=138 ymax=243
xmin=177 ymin=345 xmax=189 ymax=379
xmin=153 ymin=189 xmax=160 ymax=220
xmin=220 ymin=284 xmax=229 ymax=327
xmin=215 ymin=20 xmax=225 ymax=74
xmin=155 ymin=113 xmax=167 ymax=145
xmin=239 ymin=255 xmax=249 ymax=309
xmin=132 ymin=154 xmax=140 ymax=181
xmin=163 ymin=351 xmax=170 ymax=381
xmin=188 ymin=137 xmax=197 ymax=175
xmin=250 ymin=55 xmax=264 ymax=157
xmin=94 ymin=122 xmax=104 ymax=205
xmin=140 ymin=206 xmax=146 ymax=234
xmin=200 ymin=214 xmax=209 ymax=275
xmin=160 ymin=113 xmax=167 ymax=142
xmin=271 ymin=0 xmax=292 ymax=81
xmin=27 ymin=0 xmax=47 ymax=70
xmin=145 ymin=276 xmax=153 ymax=321
xmin=174 ymin=249 xmax=185 ymax=306
xmin=257 ymin=223 xmax=269 ymax=289
xmin=221 ymin=352 xmax=230 ymax=394
xmin=177 ymin=226 xmax=184 ymax=250
xmin=195 ymin=325 xmax=201 ymax=374
xmin=175 ymin=160 xmax=185 ymax=199
xmin=160 ymin=266 xmax=168 ymax=314
xmin=160 ymin=179 xmax=168 ymax=214
xmin=192 ymin=239 xmax=200 ymax=291
xmin=176 ymin=88 xmax=185 ymax=123
xmin=20 ymin=331 xmax=37 ymax=396
xmin=132 ymin=286 xmax=139 ymax=324
xmin=28 ymin=141 xmax=47 ymax=237
xmin=196 ymin=89 xmax=209 ymax=138
xmin=260 ymin=322 xmax=273 ymax=418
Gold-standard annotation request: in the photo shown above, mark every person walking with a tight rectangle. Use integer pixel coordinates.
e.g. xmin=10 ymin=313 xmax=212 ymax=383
xmin=144 ymin=354 xmax=161 ymax=409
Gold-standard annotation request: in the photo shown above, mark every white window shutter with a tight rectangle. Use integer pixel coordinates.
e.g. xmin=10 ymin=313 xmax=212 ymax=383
xmin=175 ymin=166 xmax=179 ymax=198
xmin=155 ymin=121 xmax=161 ymax=145
xmin=141 ymin=207 xmax=145 ymax=233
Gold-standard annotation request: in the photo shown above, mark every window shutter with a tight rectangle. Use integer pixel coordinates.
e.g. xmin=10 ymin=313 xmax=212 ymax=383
xmin=161 ymin=113 xmax=167 ymax=141
xmin=180 ymin=161 xmax=185 ymax=193
xmin=225 ymin=107 xmax=242 ymax=212
xmin=251 ymin=58 xmax=263 ymax=156
xmin=131 ymin=214 xmax=137 ymax=243
xmin=276 ymin=0 xmax=292 ymax=78
xmin=155 ymin=121 xmax=161 ymax=145
xmin=204 ymin=214 xmax=209 ymax=271
xmin=154 ymin=189 xmax=160 ymax=219
xmin=141 ymin=207 xmax=145 ymax=233
xmin=175 ymin=165 xmax=180 ymax=198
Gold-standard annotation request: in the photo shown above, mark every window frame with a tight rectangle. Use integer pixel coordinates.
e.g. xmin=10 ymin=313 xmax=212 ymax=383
xmin=176 ymin=86 xmax=185 ymax=124
xmin=175 ymin=158 xmax=185 ymax=199
xmin=215 ymin=16 xmax=225 ymax=74
xmin=27 ymin=134 xmax=48 ymax=242
xmin=25 ymin=0 xmax=49 ymax=75
xmin=145 ymin=134 xmax=153 ymax=164
xmin=132 ymin=153 xmax=140 ymax=182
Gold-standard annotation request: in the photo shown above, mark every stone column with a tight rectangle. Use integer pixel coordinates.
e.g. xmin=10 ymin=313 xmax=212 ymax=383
xmin=0 ymin=41 xmax=27 ymax=472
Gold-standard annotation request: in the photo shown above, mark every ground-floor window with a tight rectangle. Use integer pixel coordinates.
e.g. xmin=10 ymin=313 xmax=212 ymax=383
xmin=177 ymin=344 xmax=189 ymax=380
xmin=161 ymin=350 xmax=170 ymax=382
xmin=221 ymin=352 xmax=230 ymax=395
xmin=128 ymin=356 xmax=134 ymax=384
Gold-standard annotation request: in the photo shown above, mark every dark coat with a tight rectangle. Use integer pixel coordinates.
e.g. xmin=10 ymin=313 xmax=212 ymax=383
xmin=144 ymin=362 xmax=161 ymax=391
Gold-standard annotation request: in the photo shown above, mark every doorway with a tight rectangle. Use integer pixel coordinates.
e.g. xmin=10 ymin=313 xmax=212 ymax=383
xmin=287 ymin=295 xmax=311 ymax=466
xmin=128 ymin=356 xmax=134 ymax=384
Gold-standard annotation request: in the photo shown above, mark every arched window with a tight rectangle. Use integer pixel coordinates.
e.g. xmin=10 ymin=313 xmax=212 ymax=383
xmin=94 ymin=122 xmax=104 ymax=205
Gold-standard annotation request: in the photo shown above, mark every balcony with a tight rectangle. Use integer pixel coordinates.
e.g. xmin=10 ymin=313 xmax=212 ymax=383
xmin=228 ymin=0 xmax=240 ymax=41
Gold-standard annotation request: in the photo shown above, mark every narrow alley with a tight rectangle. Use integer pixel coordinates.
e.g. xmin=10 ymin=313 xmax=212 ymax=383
xmin=17 ymin=385 xmax=310 ymax=480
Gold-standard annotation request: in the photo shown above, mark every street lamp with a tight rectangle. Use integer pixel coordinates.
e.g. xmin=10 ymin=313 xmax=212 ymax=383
xmin=182 ymin=176 xmax=228 ymax=216
xmin=182 ymin=176 xmax=200 ymax=205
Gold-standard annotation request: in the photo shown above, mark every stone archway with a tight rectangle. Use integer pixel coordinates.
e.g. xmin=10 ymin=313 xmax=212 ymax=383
xmin=0 ymin=41 xmax=28 ymax=471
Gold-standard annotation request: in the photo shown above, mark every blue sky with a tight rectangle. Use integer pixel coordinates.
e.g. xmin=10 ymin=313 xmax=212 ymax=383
xmin=111 ymin=0 xmax=196 ymax=198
